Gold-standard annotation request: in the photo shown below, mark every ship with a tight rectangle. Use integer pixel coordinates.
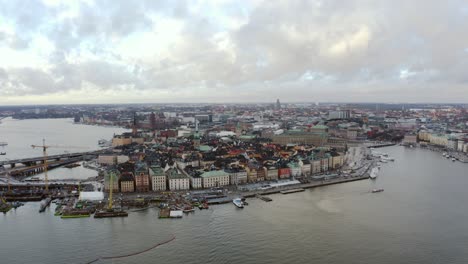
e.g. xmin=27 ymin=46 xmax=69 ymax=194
xmin=232 ymin=198 xmax=244 ymax=208
xmin=94 ymin=209 xmax=128 ymax=218
xmin=54 ymin=205 xmax=63 ymax=216
xmin=372 ymin=188 xmax=384 ymax=193
xmin=0 ymin=152 xmax=6 ymax=155
xmin=61 ymin=209 xmax=91 ymax=218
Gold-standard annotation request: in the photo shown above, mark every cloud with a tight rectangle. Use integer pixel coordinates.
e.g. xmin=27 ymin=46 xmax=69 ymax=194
xmin=0 ymin=0 xmax=468 ymax=104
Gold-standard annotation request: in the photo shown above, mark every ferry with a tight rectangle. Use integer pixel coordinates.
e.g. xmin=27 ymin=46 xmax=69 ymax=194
xmin=232 ymin=198 xmax=244 ymax=208
xmin=372 ymin=188 xmax=384 ymax=193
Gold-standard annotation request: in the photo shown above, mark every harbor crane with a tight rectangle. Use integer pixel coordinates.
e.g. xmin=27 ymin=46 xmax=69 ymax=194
xmin=31 ymin=139 xmax=87 ymax=194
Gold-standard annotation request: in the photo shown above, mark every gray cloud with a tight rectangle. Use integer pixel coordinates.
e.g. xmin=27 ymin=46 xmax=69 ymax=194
xmin=0 ymin=0 xmax=468 ymax=103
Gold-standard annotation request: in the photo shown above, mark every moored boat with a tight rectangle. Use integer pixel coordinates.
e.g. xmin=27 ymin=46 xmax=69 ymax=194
xmin=233 ymin=198 xmax=244 ymax=208
xmin=39 ymin=197 xmax=52 ymax=213
xmin=94 ymin=209 xmax=128 ymax=218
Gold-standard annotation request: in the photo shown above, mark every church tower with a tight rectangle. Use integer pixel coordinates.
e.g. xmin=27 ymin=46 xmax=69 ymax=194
xmin=132 ymin=112 xmax=138 ymax=136
xmin=193 ymin=119 xmax=200 ymax=148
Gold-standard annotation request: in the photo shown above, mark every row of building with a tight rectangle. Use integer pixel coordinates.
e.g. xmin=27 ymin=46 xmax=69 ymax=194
xmin=103 ymin=152 xmax=345 ymax=193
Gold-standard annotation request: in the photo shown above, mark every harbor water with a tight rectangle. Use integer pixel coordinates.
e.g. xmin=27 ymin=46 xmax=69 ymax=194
xmin=0 ymin=118 xmax=128 ymax=161
xmin=1 ymin=120 xmax=468 ymax=263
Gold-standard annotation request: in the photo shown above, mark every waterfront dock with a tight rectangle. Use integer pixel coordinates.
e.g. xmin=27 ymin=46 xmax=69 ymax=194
xmin=280 ymin=188 xmax=305 ymax=194
xmin=242 ymin=175 xmax=370 ymax=198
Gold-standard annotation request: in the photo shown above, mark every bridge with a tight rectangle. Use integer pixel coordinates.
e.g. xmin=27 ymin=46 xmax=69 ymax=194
xmin=0 ymin=148 xmax=109 ymax=169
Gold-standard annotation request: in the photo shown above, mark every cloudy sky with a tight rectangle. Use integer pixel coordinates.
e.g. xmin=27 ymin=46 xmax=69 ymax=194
xmin=1 ymin=0 xmax=468 ymax=105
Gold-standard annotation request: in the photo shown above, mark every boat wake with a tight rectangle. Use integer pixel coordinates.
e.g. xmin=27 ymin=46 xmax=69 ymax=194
xmin=85 ymin=235 xmax=176 ymax=263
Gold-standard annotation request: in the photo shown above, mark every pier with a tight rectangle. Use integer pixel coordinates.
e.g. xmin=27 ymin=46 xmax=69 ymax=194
xmin=242 ymin=175 xmax=370 ymax=198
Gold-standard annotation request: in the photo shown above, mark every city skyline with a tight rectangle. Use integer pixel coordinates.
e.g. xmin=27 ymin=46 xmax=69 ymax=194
xmin=1 ymin=0 xmax=468 ymax=105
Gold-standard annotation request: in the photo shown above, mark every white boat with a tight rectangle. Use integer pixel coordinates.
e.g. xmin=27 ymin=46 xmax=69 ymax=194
xmin=372 ymin=188 xmax=384 ymax=193
xmin=452 ymin=158 xmax=456 ymax=162
xmin=233 ymin=198 xmax=244 ymax=208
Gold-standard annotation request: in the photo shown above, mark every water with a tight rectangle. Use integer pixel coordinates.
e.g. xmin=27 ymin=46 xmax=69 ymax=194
xmin=1 ymin=145 xmax=468 ymax=263
xmin=0 ymin=118 xmax=128 ymax=161
xmin=0 ymin=118 xmax=128 ymax=180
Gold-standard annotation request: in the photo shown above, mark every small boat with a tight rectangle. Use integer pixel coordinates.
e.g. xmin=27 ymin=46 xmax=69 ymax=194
xmin=0 ymin=152 xmax=6 ymax=155
xmin=198 ymin=202 xmax=209 ymax=210
xmin=452 ymin=158 xmax=456 ymax=162
xmin=61 ymin=210 xmax=91 ymax=218
xmin=233 ymin=198 xmax=244 ymax=208
xmin=183 ymin=206 xmax=195 ymax=213
xmin=39 ymin=198 xmax=52 ymax=213
xmin=372 ymin=188 xmax=384 ymax=193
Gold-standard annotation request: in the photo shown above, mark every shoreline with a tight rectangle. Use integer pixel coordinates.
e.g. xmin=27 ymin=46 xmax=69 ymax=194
xmin=241 ymin=175 xmax=370 ymax=199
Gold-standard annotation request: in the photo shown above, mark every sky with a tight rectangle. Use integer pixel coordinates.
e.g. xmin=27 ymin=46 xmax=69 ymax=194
xmin=0 ymin=0 xmax=468 ymax=105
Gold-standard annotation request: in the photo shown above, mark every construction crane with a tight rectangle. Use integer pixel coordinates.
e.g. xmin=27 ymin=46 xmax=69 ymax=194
xmin=31 ymin=139 xmax=88 ymax=194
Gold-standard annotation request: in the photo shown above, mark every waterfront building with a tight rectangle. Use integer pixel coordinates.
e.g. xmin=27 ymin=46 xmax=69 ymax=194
xmin=288 ymin=162 xmax=301 ymax=177
xmin=190 ymin=175 xmax=202 ymax=189
xmin=150 ymin=166 xmax=166 ymax=191
xmin=225 ymin=168 xmax=248 ymax=185
xmin=167 ymin=169 xmax=190 ymax=191
xmin=311 ymin=160 xmax=321 ymax=174
xmin=256 ymin=167 xmax=266 ymax=182
xmin=200 ymin=170 xmax=230 ymax=188
xmin=120 ymin=172 xmax=135 ymax=193
xmin=135 ymin=162 xmax=150 ymax=192
xmin=266 ymin=167 xmax=279 ymax=180
xmin=429 ymin=134 xmax=448 ymax=147
xmin=447 ymin=137 xmax=458 ymax=150
xmin=278 ymin=168 xmax=291 ymax=179
xmin=331 ymin=153 xmax=344 ymax=170
xmin=245 ymin=167 xmax=258 ymax=182
xmin=300 ymin=160 xmax=311 ymax=176
xmin=402 ymin=134 xmax=418 ymax=145
xmin=418 ymin=131 xmax=431 ymax=142
xmin=320 ymin=157 xmax=329 ymax=172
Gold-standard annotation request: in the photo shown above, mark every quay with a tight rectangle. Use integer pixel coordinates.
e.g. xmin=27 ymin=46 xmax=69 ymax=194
xmin=242 ymin=175 xmax=370 ymax=198
xmin=280 ymin=188 xmax=305 ymax=194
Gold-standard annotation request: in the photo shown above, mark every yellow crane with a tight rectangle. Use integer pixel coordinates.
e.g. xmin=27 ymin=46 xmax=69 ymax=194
xmin=31 ymin=139 xmax=51 ymax=193
xmin=31 ymin=139 xmax=87 ymax=194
